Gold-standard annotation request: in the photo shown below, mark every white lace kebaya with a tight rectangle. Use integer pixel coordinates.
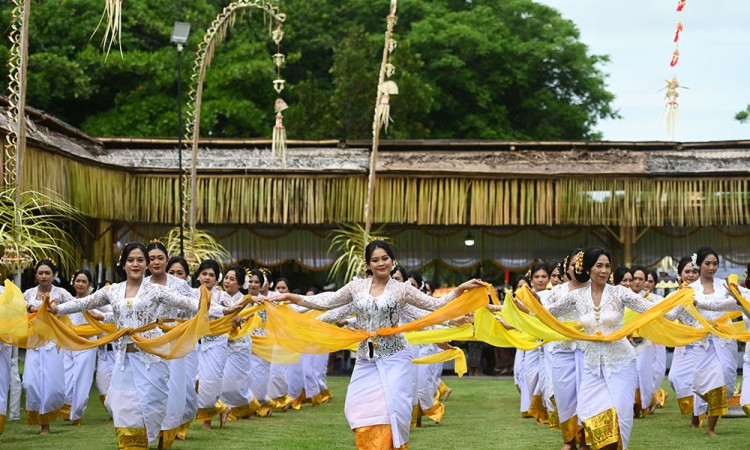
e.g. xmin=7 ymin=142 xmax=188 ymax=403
xmin=545 ymin=284 xmax=679 ymax=378
xmin=541 ymin=282 xmax=579 ymax=352
xmin=296 ymin=277 xmax=458 ymax=360
xmin=689 ymin=278 xmax=737 ymax=350
xmin=56 ymin=280 xmax=223 ymax=369
xmin=192 ymin=287 xmax=235 ymax=351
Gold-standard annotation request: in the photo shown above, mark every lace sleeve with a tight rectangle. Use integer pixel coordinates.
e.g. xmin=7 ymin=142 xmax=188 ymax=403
xmin=57 ymin=287 xmax=111 ymax=316
xmin=317 ymin=304 xmax=355 ymax=324
xmin=402 ymin=283 xmax=457 ymax=310
xmin=617 ymin=286 xmax=656 ymax=313
xmin=154 ymin=284 xmax=201 ymax=315
xmin=695 ymin=295 xmax=740 ymax=312
xmin=56 ymin=288 xmax=76 ymax=304
xmin=545 ymin=290 xmax=577 ymax=317
xmin=402 ymin=303 xmax=432 ymax=321
xmin=297 ymin=282 xmax=354 ymax=310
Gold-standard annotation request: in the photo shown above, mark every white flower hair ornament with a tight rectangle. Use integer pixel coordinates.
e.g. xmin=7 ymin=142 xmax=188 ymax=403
xmin=691 ymin=253 xmax=698 ymax=267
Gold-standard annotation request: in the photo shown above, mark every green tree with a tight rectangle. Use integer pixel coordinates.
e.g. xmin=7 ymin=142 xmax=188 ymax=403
xmin=1 ymin=0 xmax=617 ymax=140
xmin=736 ymin=105 xmax=750 ymax=123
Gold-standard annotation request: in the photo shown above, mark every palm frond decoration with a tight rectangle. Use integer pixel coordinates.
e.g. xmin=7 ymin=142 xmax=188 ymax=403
xmin=164 ymin=227 xmax=231 ymax=273
xmin=91 ymin=0 xmax=123 ymax=57
xmin=0 ymin=188 xmax=84 ymax=275
xmin=327 ymin=223 xmax=388 ymax=283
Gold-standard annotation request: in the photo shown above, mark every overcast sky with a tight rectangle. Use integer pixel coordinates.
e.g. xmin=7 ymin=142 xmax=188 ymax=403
xmin=535 ymin=1 xmax=750 ymax=142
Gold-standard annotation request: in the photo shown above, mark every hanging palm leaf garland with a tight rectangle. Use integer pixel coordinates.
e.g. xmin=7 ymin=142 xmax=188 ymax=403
xmin=271 ymin=22 xmax=289 ymax=167
xmin=164 ymin=227 xmax=230 ymax=273
xmin=0 ymin=189 xmax=84 ymax=275
xmin=364 ymin=0 xmax=399 ymax=235
xmin=167 ymin=1 xmax=286 ymax=271
xmin=661 ymin=0 xmax=689 ymax=139
xmin=91 ymin=0 xmax=124 ymax=57
xmin=328 ymin=223 xmax=388 ymax=283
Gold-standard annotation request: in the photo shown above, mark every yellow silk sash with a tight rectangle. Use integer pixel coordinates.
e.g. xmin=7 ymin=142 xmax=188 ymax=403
xmin=727 ymin=274 xmax=750 ymax=314
xmin=472 ymin=307 xmax=542 ymax=350
xmin=515 ymin=285 xmax=694 ymax=342
xmin=499 ymin=290 xmax=573 ymax=342
xmin=264 ymin=286 xmax=491 ymax=355
xmin=622 ymin=308 xmax=709 ymax=346
xmin=0 ymin=280 xmax=29 ymax=342
xmin=405 ymin=324 xmax=475 ymax=345
xmin=250 ymin=335 xmax=302 ymax=364
xmin=33 ymin=286 xmax=213 ymax=359
xmin=412 ymin=347 xmax=467 ymax=377
xmin=682 ymin=303 xmax=750 ymax=342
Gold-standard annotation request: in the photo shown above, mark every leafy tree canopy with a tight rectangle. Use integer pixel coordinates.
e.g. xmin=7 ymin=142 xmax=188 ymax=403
xmin=1 ymin=0 xmax=618 ymax=140
xmin=736 ymin=105 xmax=750 ymax=123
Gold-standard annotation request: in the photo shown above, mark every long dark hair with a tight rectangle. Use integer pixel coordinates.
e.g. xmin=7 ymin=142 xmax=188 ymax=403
xmin=35 ymin=258 xmax=59 ymax=275
xmin=676 ymin=256 xmax=693 ymax=278
xmin=364 ymin=240 xmax=396 ymax=276
xmin=116 ymin=242 xmax=148 ymax=279
xmin=695 ymin=246 xmax=719 ymax=267
xmin=167 ymin=256 xmax=190 ymax=276
xmin=564 ymin=247 xmax=584 ymax=281
xmin=573 ymin=247 xmax=611 ymax=283
xmin=194 ymin=259 xmax=221 ymax=285
xmin=408 ymin=270 xmax=426 ymax=292
xmin=613 ymin=267 xmax=631 ymax=286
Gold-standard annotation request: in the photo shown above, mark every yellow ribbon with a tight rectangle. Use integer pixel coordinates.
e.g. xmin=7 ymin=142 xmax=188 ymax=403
xmin=412 ymin=347 xmax=467 ymax=377
xmin=264 ymin=286 xmax=491 ymax=355
xmin=727 ymin=274 xmax=750 ymax=314
xmin=514 ymin=284 xmax=694 ymax=342
xmin=472 ymin=307 xmax=542 ymax=350
xmin=0 ymin=280 xmax=29 ymax=342
xmin=405 ymin=323 xmax=475 ymax=345
xmin=499 ymin=290 xmax=573 ymax=342
xmin=33 ymin=286 xmax=213 ymax=359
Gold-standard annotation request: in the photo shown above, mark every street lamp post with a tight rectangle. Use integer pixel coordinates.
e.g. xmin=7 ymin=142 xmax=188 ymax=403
xmin=171 ymin=22 xmax=190 ymax=257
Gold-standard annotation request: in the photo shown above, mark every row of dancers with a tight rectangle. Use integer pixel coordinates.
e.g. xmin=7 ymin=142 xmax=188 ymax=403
xmin=3 ymin=240 xmax=750 ymax=449
xmin=0 ymin=240 xmax=462 ymax=449
xmin=507 ymin=246 xmax=750 ymax=450
xmin=0 ymin=241 xmax=334 ymax=448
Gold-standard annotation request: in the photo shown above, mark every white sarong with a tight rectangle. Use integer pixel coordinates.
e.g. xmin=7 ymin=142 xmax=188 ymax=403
xmin=345 ymin=348 xmax=413 ymax=448
xmin=106 ymin=353 xmax=170 ymax=446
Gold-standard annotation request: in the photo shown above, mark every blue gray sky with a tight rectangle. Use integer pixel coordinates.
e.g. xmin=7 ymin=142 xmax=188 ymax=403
xmin=536 ymin=1 xmax=750 ymax=142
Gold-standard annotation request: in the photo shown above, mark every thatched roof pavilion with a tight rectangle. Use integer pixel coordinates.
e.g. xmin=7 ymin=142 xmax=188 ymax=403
xmin=2 ymin=101 xmax=749 ymax=281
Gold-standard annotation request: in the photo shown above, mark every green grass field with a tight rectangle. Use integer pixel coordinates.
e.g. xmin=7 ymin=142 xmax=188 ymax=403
xmin=1 ymin=376 xmax=747 ymax=449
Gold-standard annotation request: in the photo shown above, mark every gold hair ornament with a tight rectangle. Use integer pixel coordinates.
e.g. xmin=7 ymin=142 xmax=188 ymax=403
xmin=574 ymin=251 xmax=584 ymax=275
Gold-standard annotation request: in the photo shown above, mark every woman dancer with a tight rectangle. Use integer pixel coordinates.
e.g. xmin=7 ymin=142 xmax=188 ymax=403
xmin=221 ymin=266 xmax=259 ymax=422
xmin=193 ymin=259 xmax=235 ymax=429
xmin=143 ymin=241 xmax=195 ymax=448
xmin=543 ymin=249 xmax=586 ymax=450
xmin=525 ymin=263 xmax=551 ymax=424
xmin=165 ymin=255 xmax=199 ymax=440
xmin=408 ymin=270 xmax=447 ymax=426
xmin=544 ymin=247 xmax=681 ymax=450
xmin=666 ymin=256 xmax=702 ymax=426
xmin=511 ymin=275 xmax=532 ymax=418
xmin=0 ymin=282 xmax=8 ymax=434
xmin=737 ymin=263 xmax=750 ymax=416
xmin=629 ymin=266 xmax=658 ymax=418
xmin=275 ymin=240 xmax=484 ymax=449
xmin=24 ymin=259 xmax=75 ymax=434
xmin=688 ymin=247 xmax=738 ymax=437
xmin=61 ymin=270 xmax=99 ymax=425
xmin=48 ymin=243 xmax=241 ymax=448
xmin=644 ymin=269 xmax=668 ymax=411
